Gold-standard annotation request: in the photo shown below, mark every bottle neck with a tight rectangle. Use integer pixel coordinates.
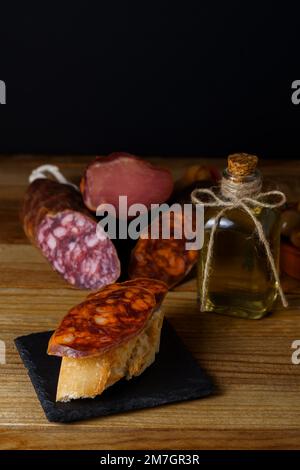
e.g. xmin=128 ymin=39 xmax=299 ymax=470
xmin=220 ymin=168 xmax=262 ymax=200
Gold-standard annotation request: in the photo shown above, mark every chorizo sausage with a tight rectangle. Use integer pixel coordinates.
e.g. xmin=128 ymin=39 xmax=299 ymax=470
xmin=21 ymin=178 xmax=120 ymax=289
xmin=128 ymin=211 xmax=198 ymax=288
xmin=87 ymin=277 xmax=168 ymax=306
xmin=47 ymin=285 xmax=157 ymax=358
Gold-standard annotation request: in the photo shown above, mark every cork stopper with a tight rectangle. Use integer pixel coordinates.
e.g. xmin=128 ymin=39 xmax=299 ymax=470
xmin=227 ymin=153 xmax=258 ymax=177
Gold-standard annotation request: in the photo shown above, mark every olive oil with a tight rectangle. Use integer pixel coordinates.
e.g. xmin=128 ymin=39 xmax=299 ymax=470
xmin=197 ymin=154 xmax=282 ymax=319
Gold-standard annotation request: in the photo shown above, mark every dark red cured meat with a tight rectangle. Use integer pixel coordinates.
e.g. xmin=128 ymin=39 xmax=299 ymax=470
xmin=47 ymin=285 xmax=156 ymax=358
xmin=86 ymin=277 xmax=168 ymax=306
xmin=80 ymin=152 xmax=174 ymax=216
xmin=21 ymin=178 xmax=120 ymax=289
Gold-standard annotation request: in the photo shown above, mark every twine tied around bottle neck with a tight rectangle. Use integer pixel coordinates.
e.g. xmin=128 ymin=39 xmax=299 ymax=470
xmin=191 ymin=177 xmax=288 ymax=311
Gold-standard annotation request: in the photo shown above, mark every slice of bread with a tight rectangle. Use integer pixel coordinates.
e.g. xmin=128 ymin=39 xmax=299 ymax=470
xmin=56 ymin=308 xmax=164 ymax=402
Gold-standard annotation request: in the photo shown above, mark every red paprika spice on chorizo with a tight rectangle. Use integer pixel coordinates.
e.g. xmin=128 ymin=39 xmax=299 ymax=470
xmin=87 ymin=277 xmax=168 ymax=306
xmin=128 ymin=211 xmax=198 ymax=288
xmin=47 ymin=284 xmax=157 ymax=358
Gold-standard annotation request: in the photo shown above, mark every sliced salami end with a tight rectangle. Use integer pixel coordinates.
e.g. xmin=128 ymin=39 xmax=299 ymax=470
xmin=36 ymin=210 xmax=120 ymax=289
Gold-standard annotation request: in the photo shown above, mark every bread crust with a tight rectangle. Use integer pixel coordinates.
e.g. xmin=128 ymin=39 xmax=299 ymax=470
xmin=50 ymin=279 xmax=168 ymax=401
xmin=56 ymin=308 xmax=164 ymax=402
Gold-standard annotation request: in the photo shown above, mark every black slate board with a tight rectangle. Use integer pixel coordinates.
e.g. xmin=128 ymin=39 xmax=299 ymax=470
xmin=15 ymin=321 xmax=214 ymax=423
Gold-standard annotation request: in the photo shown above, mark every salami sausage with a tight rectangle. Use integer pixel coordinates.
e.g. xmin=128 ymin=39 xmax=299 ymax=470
xmin=128 ymin=212 xmax=198 ymax=288
xmin=80 ymin=152 xmax=174 ymax=216
xmin=48 ymin=285 xmax=157 ymax=358
xmin=21 ymin=178 xmax=120 ymax=289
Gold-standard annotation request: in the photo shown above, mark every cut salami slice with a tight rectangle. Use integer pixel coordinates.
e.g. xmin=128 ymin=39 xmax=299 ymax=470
xmin=80 ymin=152 xmax=174 ymax=216
xmin=21 ymin=178 xmax=120 ymax=289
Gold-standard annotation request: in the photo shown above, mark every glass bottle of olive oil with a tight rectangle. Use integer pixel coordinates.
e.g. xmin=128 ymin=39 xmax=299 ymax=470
xmin=197 ymin=153 xmax=281 ymax=319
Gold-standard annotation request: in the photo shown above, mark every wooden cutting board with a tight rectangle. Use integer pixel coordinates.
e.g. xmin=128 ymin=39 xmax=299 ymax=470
xmin=0 ymin=155 xmax=300 ymax=450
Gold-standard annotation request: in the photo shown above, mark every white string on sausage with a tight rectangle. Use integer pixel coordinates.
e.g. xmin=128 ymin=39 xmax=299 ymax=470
xmin=29 ymin=164 xmax=79 ymax=191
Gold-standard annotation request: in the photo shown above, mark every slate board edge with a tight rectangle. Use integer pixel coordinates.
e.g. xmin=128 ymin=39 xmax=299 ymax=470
xmin=15 ymin=335 xmax=57 ymax=419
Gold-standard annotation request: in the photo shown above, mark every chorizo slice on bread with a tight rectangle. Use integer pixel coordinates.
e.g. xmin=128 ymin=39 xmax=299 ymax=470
xmin=47 ymin=280 xmax=167 ymax=402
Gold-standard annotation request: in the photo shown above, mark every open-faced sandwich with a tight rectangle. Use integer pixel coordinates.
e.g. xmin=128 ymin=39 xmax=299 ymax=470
xmin=47 ymin=278 xmax=168 ymax=402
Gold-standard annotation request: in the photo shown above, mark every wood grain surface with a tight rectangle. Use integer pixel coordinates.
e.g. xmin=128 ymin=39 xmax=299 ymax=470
xmin=0 ymin=155 xmax=300 ymax=450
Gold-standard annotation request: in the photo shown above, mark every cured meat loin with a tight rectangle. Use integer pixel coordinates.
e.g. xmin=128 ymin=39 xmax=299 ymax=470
xmin=128 ymin=211 xmax=198 ymax=288
xmin=80 ymin=152 xmax=174 ymax=215
xmin=21 ymin=178 xmax=120 ymax=289
xmin=47 ymin=279 xmax=168 ymax=401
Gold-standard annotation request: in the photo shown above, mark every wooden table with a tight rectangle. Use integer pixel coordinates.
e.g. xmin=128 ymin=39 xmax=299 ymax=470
xmin=0 ymin=155 xmax=300 ymax=450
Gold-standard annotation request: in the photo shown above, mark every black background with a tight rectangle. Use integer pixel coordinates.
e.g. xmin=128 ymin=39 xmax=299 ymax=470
xmin=0 ymin=1 xmax=300 ymax=158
